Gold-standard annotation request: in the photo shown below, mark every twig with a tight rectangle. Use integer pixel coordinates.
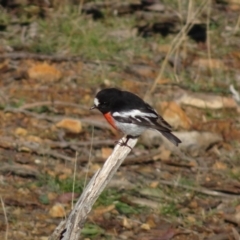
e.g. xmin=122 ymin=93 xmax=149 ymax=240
xmin=206 ymin=0 xmax=212 ymax=74
xmin=0 ymin=163 xmax=39 ymax=178
xmin=0 ymin=137 xmax=74 ymax=162
xmin=49 ymin=136 xmax=138 ymax=240
xmin=4 ymin=107 xmax=62 ymax=122
xmin=0 ymin=197 xmax=9 ymax=240
xmin=78 ymin=0 xmax=85 ymax=15
xmin=232 ymin=227 xmax=240 ymax=240
xmin=230 ymin=84 xmax=240 ymax=104
xmin=19 ymin=101 xmax=89 ymax=111
xmin=233 ymin=14 xmax=240 ymax=35
xmin=146 ymin=0 xmax=208 ymax=95
xmin=0 ymin=52 xmax=118 ymax=66
xmin=45 ymin=150 xmax=74 ymax=162
xmin=4 ymin=108 xmax=111 ymax=129
xmin=48 ymin=139 xmax=115 ymax=148
xmin=72 ymin=152 xmax=78 ymax=210
xmin=0 ymin=136 xmax=114 ymax=150
xmin=159 ymin=179 xmax=240 ymax=199
xmin=0 ymin=136 xmax=165 ymax=165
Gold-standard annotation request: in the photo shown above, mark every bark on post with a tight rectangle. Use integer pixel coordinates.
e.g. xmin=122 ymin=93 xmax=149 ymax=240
xmin=50 ymin=136 xmax=138 ymax=240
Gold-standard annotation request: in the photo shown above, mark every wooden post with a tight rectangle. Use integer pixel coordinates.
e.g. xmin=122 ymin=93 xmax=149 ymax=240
xmin=50 ymin=137 xmax=138 ymax=240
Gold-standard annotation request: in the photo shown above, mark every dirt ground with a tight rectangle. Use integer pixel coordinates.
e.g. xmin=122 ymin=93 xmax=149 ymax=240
xmin=0 ymin=1 xmax=240 ymax=239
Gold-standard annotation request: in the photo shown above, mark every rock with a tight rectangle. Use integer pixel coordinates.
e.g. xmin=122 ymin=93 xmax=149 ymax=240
xmin=56 ymin=118 xmax=82 ymax=134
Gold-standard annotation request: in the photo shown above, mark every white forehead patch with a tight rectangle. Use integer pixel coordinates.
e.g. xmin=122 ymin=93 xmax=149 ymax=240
xmin=94 ymin=98 xmax=100 ymax=106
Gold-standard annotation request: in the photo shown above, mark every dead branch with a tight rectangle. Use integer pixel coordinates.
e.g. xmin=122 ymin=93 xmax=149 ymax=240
xmin=0 ymin=136 xmax=160 ymax=165
xmin=0 ymin=52 xmax=118 ymax=66
xmin=47 ymin=139 xmax=115 ymax=148
xmin=0 ymin=163 xmax=39 ymax=178
xmin=159 ymin=179 xmax=240 ymax=199
xmin=49 ymin=136 xmax=138 ymax=240
xmin=0 ymin=137 xmax=74 ymax=162
xmin=5 ymin=108 xmax=111 ymax=130
xmin=0 ymin=136 xmax=114 ymax=150
xmin=19 ymin=101 xmax=89 ymax=111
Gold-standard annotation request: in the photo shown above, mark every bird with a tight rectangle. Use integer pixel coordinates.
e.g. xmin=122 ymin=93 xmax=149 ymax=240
xmin=90 ymin=88 xmax=181 ymax=147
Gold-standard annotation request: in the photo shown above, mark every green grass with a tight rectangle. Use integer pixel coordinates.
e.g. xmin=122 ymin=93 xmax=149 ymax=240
xmin=81 ymin=223 xmax=105 ymax=238
xmin=37 ymin=174 xmax=148 ymax=214
xmin=115 ymin=202 xmax=140 ymax=215
xmin=36 ymin=174 xmax=83 ymax=193
xmin=6 ymin=6 xmax=153 ymax=63
xmin=96 ymin=188 xmax=121 ymax=206
xmin=160 ymin=201 xmax=179 ymax=217
xmin=0 ymin=8 xmax=11 ymax=26
xmin=8 ymin=98 xmax=26 ymax=108
xmin=228 ymin=168 xmax=240 ymax=181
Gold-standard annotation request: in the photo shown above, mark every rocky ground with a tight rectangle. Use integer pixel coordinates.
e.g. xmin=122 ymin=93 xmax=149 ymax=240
xmin=0 ymin=1 xmax=240 ymax=239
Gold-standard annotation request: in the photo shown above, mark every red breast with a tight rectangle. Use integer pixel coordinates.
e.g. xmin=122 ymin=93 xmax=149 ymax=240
xmin=103 ymin=112 xmax=117 ymax=129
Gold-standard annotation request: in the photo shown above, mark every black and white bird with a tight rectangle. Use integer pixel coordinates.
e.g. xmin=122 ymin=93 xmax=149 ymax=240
xmin=90 ymin=88 xmax=181 ymax=146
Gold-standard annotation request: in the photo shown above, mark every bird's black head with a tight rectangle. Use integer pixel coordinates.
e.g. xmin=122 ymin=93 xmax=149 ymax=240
xmin=90 ymin=88 xmax=121 ymax=114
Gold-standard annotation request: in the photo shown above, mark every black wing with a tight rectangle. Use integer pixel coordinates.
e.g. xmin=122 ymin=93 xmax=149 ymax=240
xmin=112 ymin=105 xmax=181 ymax=146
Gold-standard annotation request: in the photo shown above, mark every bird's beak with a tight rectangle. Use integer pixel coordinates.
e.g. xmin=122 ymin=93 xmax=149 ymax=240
xmin=90 ymin=105 xmax=96 ymax=110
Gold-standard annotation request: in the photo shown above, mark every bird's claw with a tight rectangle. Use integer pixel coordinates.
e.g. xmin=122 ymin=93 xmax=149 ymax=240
xmin=114 ymin=138 xmax=132 ymax=150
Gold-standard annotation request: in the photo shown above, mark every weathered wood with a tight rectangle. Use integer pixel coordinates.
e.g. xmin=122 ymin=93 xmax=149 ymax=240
xmin=49 ymin=136 xmax=138 ymax=240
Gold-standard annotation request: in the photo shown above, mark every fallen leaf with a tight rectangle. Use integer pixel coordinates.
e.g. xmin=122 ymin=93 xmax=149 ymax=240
xmin=122 ymin=217 xmax=132 ymax=229
xmin=193 ymin=58 xmax=226 ymax=70
xmin=236 ymin=204 xmax=240 ymax=212
xmin=15 ymin=127 xmax=28 ymax=136
xmin=27 ymin=62 xmax=62 ymax=82
xmin=187 ymin=215 xmax=196 ymax=223
xmin=155 ymin=44 xmax=172 ymax=53
xmin=193 ymin=120 xmax=240 ymax=141
xmin=56 ymin=118 xmax=82 ymax=133
xmin=56 ymin=192 xmax=79 ymax=204
xmin=157 ymin=78 xmax=171 ymax=84
xmin=122 ymin=80 xmax=142 ymax=94
xmin=153 ymin=147 xmax=171 ymax=161
xmin=101 ymin=147 xmax=112 ymax=158
xmin=145 ymin=215 xmax=157 ymax=228
xmin=157 ymin=101 xmax=191 ymax=129
xmin=93 ymin=205 xmax=115 ymax=215
xmin=143 ymin=228 xmax=177 ymax=240
xmin=26 ymin=135 xmax=43 ymax=143
xmin=189 ymin=200 xmax=198 ymax=209
xmin=125 ymin=197 xmax=159 ymax=209
xmin=141 ymin=223 xmax=151 ymax=230
xmin=39 ymin=237 xmax=48 ymax=240
xmin=48 ymin=192 xmax=58 ymax=202
xmin=54 ymin=164 xmax=73 ymax=176
xmin=145 ymin=3 xmax=165 ymax=12
xmin=126 ymin=64 xmax=157 ymax=79
xmin=213 ymin=161 xmax=227 ymax=170
xmin=58 ymin=173 xmax=69 ymax=180
xmin=46 ymin=169 xmax=57 ymax=178
xmin=49 ymin=203 xmax=65 ymax=218
xmin=89 ymin=163 xmax=101 ymax=172
xmin=227 ymin=0 xmax=240 ymax=10
xmin=149 ymin=181 xmax=159 ymax=188
xmin=0 ymin=59 xmax=9 ymax=73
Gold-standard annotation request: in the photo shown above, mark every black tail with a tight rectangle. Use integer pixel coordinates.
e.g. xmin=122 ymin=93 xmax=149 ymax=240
xmin=161 ymin=131 xmax=181 ymax=146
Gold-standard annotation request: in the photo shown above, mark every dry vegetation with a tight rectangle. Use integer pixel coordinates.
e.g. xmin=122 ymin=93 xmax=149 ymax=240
xmin=0 ymin=0 xmax=240 ymax=239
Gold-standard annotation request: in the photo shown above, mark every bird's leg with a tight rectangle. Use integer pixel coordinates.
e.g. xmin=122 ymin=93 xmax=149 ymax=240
xmin=115 ymin=135 xmax=136 ymax=150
